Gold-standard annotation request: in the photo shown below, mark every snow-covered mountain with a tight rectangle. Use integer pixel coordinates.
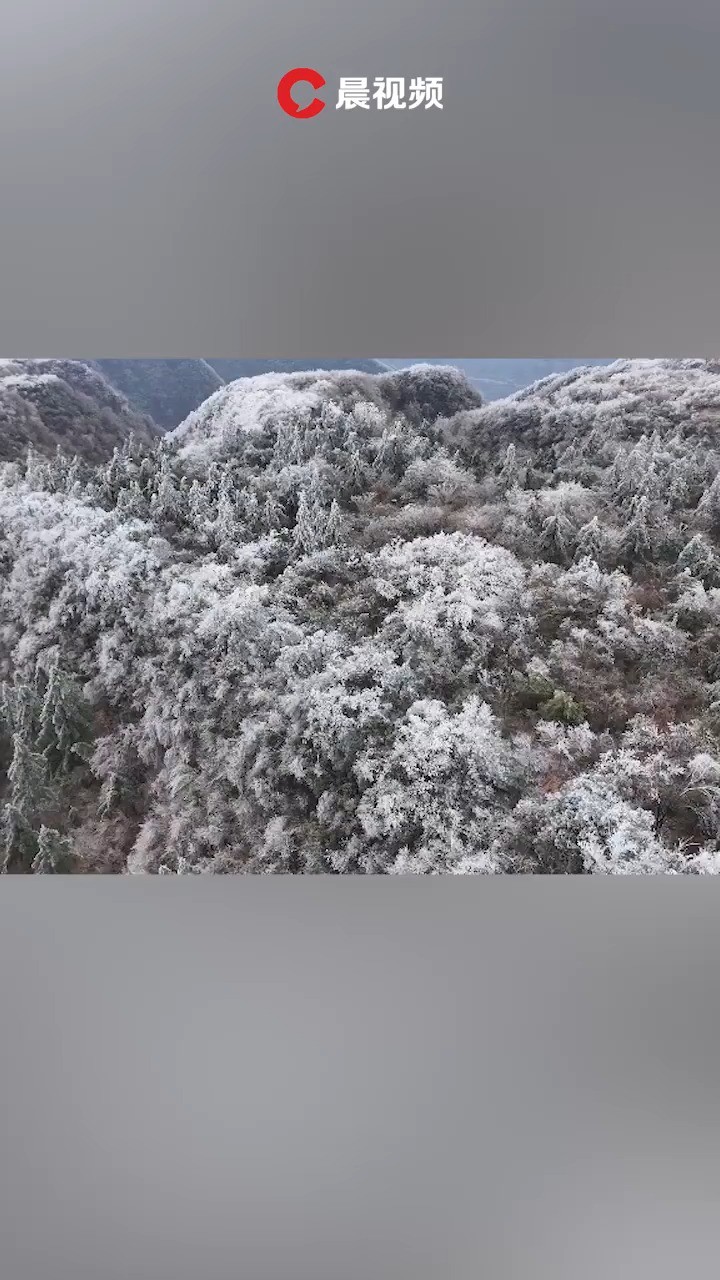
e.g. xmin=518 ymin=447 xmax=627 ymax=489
xmin=379 ymin=358 xmax=614 ymax=399
xmin=3 ymin=359 xmax=720 ymax=874
xmin=89 ymin=359 xmax=387 ymax=431
xmin=0 ymin=358 xmax=158 ymax=463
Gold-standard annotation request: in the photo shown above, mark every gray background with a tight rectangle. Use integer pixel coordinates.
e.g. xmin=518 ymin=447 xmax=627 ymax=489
xmin=2 ymin=882 xmax=720 ymax=1279
xmin=1 ymin=0 xmax=720 ymax=354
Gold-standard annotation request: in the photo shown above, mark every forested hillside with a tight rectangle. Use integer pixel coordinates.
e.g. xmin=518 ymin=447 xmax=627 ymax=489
xmin=206 ymin=359 xmax=386 ymax=383
xmin=380 ymin=359 xmax=614 ymax=398
xmin=0 ymin=359 xmax=158 ymax=463
xmin=90 ymin=359 xmax=387 ymax=430
xmin=89 ymin=359 xmax=224 ymax=432
xmin=2 ymin=359 xmax=720 ymax=874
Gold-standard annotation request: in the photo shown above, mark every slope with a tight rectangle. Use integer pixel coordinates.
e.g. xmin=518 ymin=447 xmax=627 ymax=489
xmin=0 ymin=359 xmax=158 ymax=463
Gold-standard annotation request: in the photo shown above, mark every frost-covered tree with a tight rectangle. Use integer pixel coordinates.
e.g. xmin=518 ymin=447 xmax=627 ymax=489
xmin=31 ymin=825 xmax=74 ymax=874
xmin=0 ymin=678 xmax=40 ymax=743
xmin=1 ymin=805 xmax=38 ymax=873
xmin=2 ymin=360 xmax=720 ymax=872
xmin=39 ymin=663 xmax=92 ymax=773
xmin=677 ymin=534 xmax=720 ymax=587
xmin=292 ymin=491 xmax=320 ymax=556
xmin=539 ymin=505 xmax=574 ymax=564
xmin=7 ymin=734 xmax=53 ymax=818
xmin=574 ymin=517 xmax=607 ymax=565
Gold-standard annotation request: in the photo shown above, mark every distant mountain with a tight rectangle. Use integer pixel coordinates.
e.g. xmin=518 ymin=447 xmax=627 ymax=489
xmin=206 ymin=359 xmax=386 ymax=382
xmin=89 ymin=359 xmax=224 ymax=432
xmin=4 ymin=361 xmax=617 ymax=455
xmin=88 ymin=359 xmax=387 ymax=432
xmin=0 ymin=359 xmax=158 ymax=463
xmin=379 ymin=359 xmax=614 ymax=400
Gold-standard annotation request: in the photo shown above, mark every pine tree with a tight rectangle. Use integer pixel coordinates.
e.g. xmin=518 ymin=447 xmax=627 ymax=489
xmin=92 ymin=728 xmax=143 ymax=819
xmin=215 ymin=492 xmax=238 ymax=546
xmin=293 ymin=491 xmax=319 ymax=555
xmin=138 ymin=456 xmax=157 ymax=495
xmin=307 ymin=466 xmax=326 ymax=506
xmin=115 ymin=480 xmax=146 ymax=519
xmin=8 ymin=734 xmax=53 ymax=818
xmin=187 ymin=478 xmax=207 ymax=527
xmin=539 ymin=506 xmax=573 ymax=564
xmin=620 ymin=495 xmax=653 ymax=565
xmin=324 ymin=498 xmax=345 ymax=547
xmin=0 ymin=679 xmax=40 ymax=742
xmin=1 ymin=804 xmax=38 ymax=874
xmin=348 ymin=448 xmax=364 ymax=487
xmin=104 ymin=445 xmax=125 ymax=502
xmin=39 ymin=665 xmax=91 ymax=774
xmin=24 ymin=444 xmax=46 ymax=488
xmin=64 ymin=454 xmax=85 ymax=498
xmin=153 ymin=456 xmax=180 ymax=523
xmin=374 ymin=430 xmax=394 ymax=473
xmin=574 ymin=516 xmax=606 ymax=565
xmin=700 ymin=473 xmax=720 ymax=532
xmin=284 ymin=421 xmax=304 ymax=465
xmin=677 ymin=534 xmax=720 ymax=587
xmin=262 ymin=491 xmax=284 ymax=531
xmin=31 ymin=825 xmax=73 ymax=874
xmin=241 ymin=489 xmax=260 ymax=525
xmin=635 ymin=459 xmax=660 ymax=503
xmin=608 ymin=447 xmax=624 ymax=493
xmin=666 ymin=459 xmax=691 ymax=510
xmin=498 ymin=443 xmax=520 ymax=491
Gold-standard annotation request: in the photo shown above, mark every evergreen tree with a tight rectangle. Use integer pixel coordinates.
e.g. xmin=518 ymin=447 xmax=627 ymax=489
xmin=153 ymin=457 xmax=181 ymax=523
xmin=31 ymin=825 xmax=73 ymax=874
xmin=1 ymin=679 xmax=40 ymax=742
xmin=1 ymin=804 xmax=38 ymax=874
xmin=215 ymin=492 xmax=239 ymax=546
xmin=539 ymin=506 xmax=573 ymax=564
xmin=8 ymin=734 xmax=53 ymax=818
xmin=324 ymin=498 xmax=345 ymax=547
xmin=115 ymin=480 xmax=146 ymax=518
xmin=262 ymin=491 xmax=284 ymax=531
xmin=38 ymin=665 xmax=92 ymax=774
xmin=374 ymin=429 xmax=394 ymax=473
xmin=677 ymin=534 xmax=720 ymax=587
xmin=64 ymin=454 xmax=86 ymax=498
xmin=574 ymin=516 xmax=606 ymax=565
xmin=293 ymin=491 xmax=319 ymax=555
xmin=187 ymin=478 xmax=208 ymax=527
xmin=666 ymin=459 xmax=691 ymax=510
xmin=620 ymin=495 xmax=653 ymax=565
xmin=241 ymin=489 xmax=260 ymax=525
xmin=498 ymin=443 xmax=521 ymax=491
xmin=104 ymin=445 xmax=125 ymax=502
xmin=348 ymin=448 xmax=364 ymax=487
xmin=700 ymin=473 xmax=720 ymax=532
xmin=24 ymin=445 xmax=47 ymax=488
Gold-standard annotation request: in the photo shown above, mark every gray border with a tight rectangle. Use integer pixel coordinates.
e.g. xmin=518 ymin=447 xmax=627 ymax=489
xmin=2 ymin=0 xmax=720 ymax=354
xmin=2 ymin=880 xmax=719 ymax=1279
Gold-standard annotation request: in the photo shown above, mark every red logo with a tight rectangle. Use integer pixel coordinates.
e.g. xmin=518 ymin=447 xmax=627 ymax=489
xmin=277 ymin=67 xmax=326 ymax=118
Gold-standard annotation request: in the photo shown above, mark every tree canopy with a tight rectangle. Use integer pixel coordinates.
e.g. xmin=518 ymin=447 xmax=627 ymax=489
xmin=2 ymin=360 xmax=720 ymax=873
